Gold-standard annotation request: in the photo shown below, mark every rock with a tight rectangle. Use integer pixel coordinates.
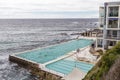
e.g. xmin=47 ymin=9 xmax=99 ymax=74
xmin=103 ymin=57 xmax=120 ymax=80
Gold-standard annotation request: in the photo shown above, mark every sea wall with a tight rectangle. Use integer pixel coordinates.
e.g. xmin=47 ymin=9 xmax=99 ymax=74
xmin=9 ymin=55 xmax=63 ymax=80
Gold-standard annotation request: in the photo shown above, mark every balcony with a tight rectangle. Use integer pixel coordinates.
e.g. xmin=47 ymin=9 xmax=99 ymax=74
xmin=97 ymin=39 xmax=103 ymax=47
xmin=108 ymin=7 xmax=119 ymax=17
xmin=107 ymin=41 xmax=117 ymax=49
xmin=108 ymin=18 xmax=118 ymax=28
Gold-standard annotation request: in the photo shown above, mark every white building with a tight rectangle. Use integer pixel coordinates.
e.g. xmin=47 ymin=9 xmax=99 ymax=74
xmin=97 ymin=2 xmax=120 ymax=49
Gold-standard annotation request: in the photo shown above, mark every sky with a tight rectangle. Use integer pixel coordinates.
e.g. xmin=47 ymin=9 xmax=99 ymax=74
xmin=0 ymin=0 xmax=119 ymax=18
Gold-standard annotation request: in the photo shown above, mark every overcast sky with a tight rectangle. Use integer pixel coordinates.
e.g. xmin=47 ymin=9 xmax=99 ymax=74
xmin=0 ymin=0 xmax=119 ymax=18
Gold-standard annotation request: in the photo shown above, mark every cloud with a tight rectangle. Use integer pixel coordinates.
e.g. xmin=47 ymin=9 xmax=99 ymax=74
xmin=0 ymin=0 xmax=119 ymax=18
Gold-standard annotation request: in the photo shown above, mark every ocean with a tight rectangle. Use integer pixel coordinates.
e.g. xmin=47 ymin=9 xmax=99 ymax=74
xmin=0 ymin=19 xmax=98 ymax=80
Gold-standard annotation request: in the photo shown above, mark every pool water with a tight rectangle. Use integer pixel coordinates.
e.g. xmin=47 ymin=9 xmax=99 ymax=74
xmin=16 ymin=39 xmax=93 ymax=64
xmin=46 ymin=59 xmax=94 ymax=75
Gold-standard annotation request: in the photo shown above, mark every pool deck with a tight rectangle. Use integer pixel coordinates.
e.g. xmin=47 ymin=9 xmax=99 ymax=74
xmin=9 ymin=38 xmax=96 ymax=80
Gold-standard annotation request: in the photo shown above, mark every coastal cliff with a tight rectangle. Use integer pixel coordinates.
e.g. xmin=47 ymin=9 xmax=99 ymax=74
xmin=83 ymin=42 xmax=120 ymax=80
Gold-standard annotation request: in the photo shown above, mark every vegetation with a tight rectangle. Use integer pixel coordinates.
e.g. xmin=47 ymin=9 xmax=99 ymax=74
xmin=96 ymin=49 xmax=103 ymax=55
xmin=83 ymin=42 xmax=120 ymax=80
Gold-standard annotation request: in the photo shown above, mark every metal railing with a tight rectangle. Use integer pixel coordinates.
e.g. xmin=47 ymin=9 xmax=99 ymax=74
xmin=109 ymin=12 xmax=119 ymax=17
xmin=106 ymin=36 xmax=120 ymax=40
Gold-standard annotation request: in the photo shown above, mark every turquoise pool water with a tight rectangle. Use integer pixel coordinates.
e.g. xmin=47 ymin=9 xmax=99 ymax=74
xmin=46 ymin=59 xmax=94 ymax=75
xmin=16 ymin=39 xmax=93 ymax=63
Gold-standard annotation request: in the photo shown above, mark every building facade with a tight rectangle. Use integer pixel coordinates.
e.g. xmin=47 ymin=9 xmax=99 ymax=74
xmin=97 ymin=2 xmax=120 ymax=49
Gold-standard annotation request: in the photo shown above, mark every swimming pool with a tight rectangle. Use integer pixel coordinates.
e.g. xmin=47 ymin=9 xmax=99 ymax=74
xmin=46 ymin=59 xmax=94 ymax=75
xmin=16 ymin=39 xmax=93 ymax=64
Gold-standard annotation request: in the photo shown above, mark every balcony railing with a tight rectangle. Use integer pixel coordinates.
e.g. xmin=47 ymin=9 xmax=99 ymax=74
xmin=108 ymin=24 xmax=118 ymax=28
xmin=106 ymin=36 xmax=120 ymax=40
xmin=97 ymin=34 xmax=120 ymax=40
xmin=109 ymin=12 xmax=118 ymax=17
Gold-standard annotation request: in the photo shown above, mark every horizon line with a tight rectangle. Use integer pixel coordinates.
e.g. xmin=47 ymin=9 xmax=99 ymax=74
xmin=0 ymin=17 xmax=98 ymax=19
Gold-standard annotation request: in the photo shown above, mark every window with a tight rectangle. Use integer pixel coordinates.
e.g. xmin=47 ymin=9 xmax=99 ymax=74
xmin=109 ymin=7 xmax=119 ymax=17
